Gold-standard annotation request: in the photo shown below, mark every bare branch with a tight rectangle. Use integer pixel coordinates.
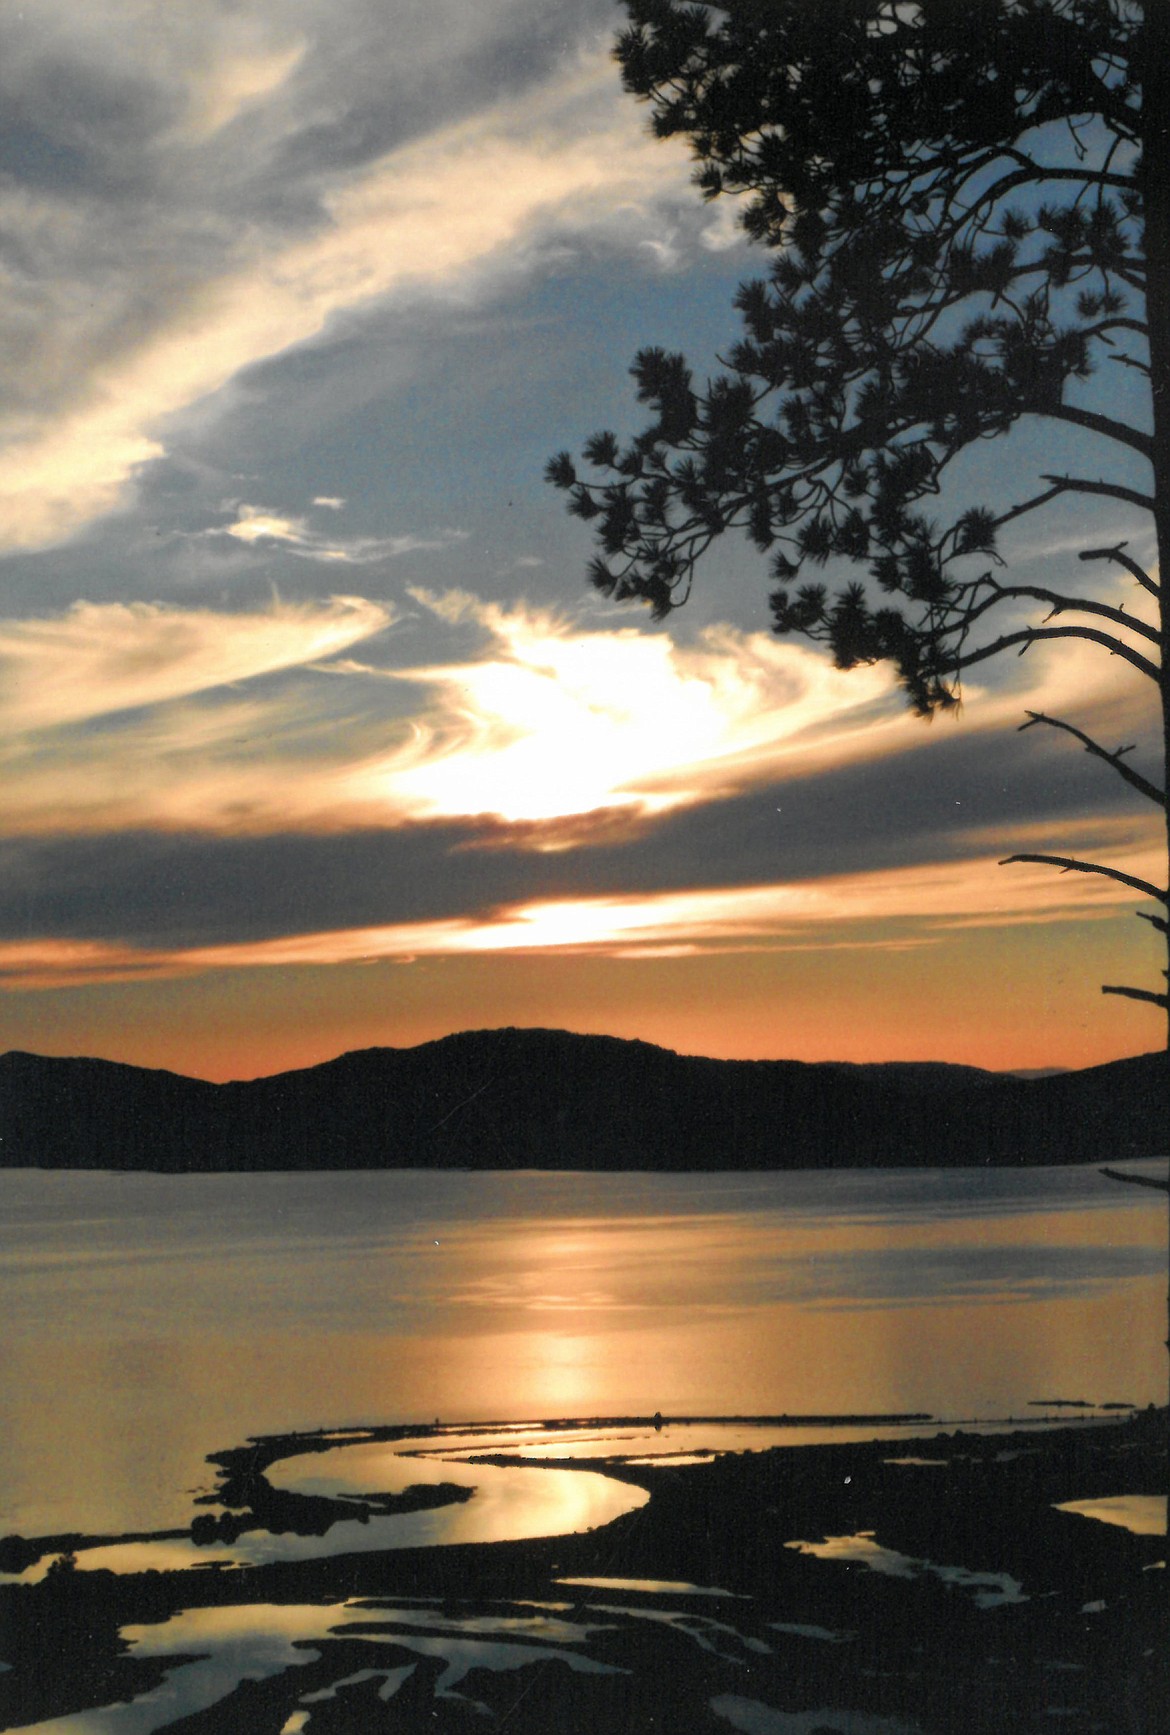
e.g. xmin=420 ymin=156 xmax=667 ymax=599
xmin=998 ymin=853 xmax=1168 ymax=904
xmin=998 ymin=150 xmax=1136 ymax=196
xmin=1045 ymin=404 xmax=1153 ymax=460
xmin=1038 ymin=474 xmax=1157 ymax=514
xmin=991 ymin=479 xmax=1156 ymax=541
xmin=1081 ymin=316 xmax=1149 ymax=343
xmin=1078 ymin=541 xmax=1161 ymax=599
xmin=957 ymin=625 xmax=1160 ymax=684
xmin=1104 ymin=351 xmax=1152 ymax=379
xmin=1100 ymin=1165 xmax=1170 ymax=1192
xmin=974 ymin=581 xmax=1160 ymax=644
xmin=1101 ymin=984 xmax=1170 ymax=1009
xmin=1018 ymin=711 xmax=1165 ymax=805
xmin=990 ymin=482 xmax=1070 ymax=532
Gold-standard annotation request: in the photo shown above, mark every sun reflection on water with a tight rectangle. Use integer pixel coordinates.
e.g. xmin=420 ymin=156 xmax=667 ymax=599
xmin=0 ymin=1166 xmax=1164 ymax=1540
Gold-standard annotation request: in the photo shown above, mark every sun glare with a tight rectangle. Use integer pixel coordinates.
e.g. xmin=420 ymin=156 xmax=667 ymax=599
xmin=381 ymin=601 xmax=901 ymax=827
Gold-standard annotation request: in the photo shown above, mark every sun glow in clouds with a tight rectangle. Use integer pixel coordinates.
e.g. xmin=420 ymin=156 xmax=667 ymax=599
xmin=0 ymin=579 xmax=1158 ymax=995
xmin=0 ymin=589 xmax=913 ymax=837
xmin=0 ymin=584 xmax=1154 ymax=846
xmin=376 ymin=590 xmax=904 ymax=828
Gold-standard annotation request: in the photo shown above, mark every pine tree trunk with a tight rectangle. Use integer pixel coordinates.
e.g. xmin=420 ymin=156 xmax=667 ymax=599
xmin=1135 ymin=0 xmax=1170 ymax=1054
xmin=1134 ymin=0 xmax=1170 ymax=1475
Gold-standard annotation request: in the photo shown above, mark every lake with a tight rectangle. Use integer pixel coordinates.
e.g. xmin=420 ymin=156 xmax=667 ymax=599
xmin=1 ymin=1162 xmax=1165 ymax=1543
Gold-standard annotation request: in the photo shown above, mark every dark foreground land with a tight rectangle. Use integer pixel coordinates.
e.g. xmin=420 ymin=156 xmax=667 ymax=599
xmin=1 ymin=1412 xmax=1165 ymax=1735
xmin=1 ymin=1028 xmax=1167 ymax=1169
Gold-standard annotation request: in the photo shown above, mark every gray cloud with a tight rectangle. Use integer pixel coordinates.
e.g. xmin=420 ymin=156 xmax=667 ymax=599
xmin=0 ymin=40 xmax=168 ymax=197
xmin=0 ymin=0 xmax=694 ymax=558
xmin=265 ymin=0 xmax=618 ymax=188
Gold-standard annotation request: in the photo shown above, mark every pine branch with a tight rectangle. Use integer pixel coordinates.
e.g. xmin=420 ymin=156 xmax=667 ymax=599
xmin=928 ymin=160 xmax=1138 ymax=249
xmin=997 ymin=853 xmax=1167 ymax=903
xmin=1018 ymin=711 xmax=1165 ymax=805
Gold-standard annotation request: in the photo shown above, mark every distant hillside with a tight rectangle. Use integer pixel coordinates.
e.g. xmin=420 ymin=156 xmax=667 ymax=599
xmin=0 ymin=1029 xmax=1165 ymax=1172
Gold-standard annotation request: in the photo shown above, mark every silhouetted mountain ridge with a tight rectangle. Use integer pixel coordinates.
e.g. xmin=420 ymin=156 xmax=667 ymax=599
xmin=0 ymin=1028 xmax=1164 ymax=1171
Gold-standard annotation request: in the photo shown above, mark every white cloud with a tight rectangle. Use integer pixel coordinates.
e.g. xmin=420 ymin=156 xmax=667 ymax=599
xmin=0 ymin=595 xmax=392 ymax=734
xmin=215 ymin=503 xmax=466 ymax=565
xmin=700 ymin=202 xmax=747 ymax=252
xmin=223 ymin=506 xmax=311 ymax=546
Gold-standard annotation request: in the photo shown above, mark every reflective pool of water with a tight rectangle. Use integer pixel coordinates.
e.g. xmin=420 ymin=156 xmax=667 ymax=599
xmin=783 ymin=1532 xmax=1028 ymax=1607
xmin=75 ymin=1450 xmax=649 ymax=1574
xmin=1054 ymin=1495 xmax=1167 ymax=1536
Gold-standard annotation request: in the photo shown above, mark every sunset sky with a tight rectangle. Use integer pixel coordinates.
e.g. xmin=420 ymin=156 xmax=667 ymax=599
xmin=0 ymin=0 xmax=1164 ymax=1079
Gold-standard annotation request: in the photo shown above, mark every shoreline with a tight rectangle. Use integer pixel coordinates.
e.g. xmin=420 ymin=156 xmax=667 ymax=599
xmin=0 ymin=1410 xmax=1154 ymax=1574
xmin=1 ymin=1410 xmax=1143 ymax=1576
xmin=1 ymin=1411 xmax=1164 ymax=1733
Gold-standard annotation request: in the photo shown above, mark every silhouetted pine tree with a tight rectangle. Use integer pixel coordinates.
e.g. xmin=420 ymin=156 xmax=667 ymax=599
xmin=549 ymin=0 xmax=1169 ymax=1039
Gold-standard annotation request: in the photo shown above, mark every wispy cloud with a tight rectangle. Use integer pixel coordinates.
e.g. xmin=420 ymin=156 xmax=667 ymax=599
xmin=215 ymin=502 xmax=466 ymax=564
xmin=0 ymin=587 xmax=1153 ymax=841
xmin=0 ymin=42 xmax=696 ymax=554
xmin=183 ymin=34 xmax=307 ymax=140
xmin=0 ymin=595 xmax=392 ymax=734
xmin=0 ymin=590 xmax=910 ymax=836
